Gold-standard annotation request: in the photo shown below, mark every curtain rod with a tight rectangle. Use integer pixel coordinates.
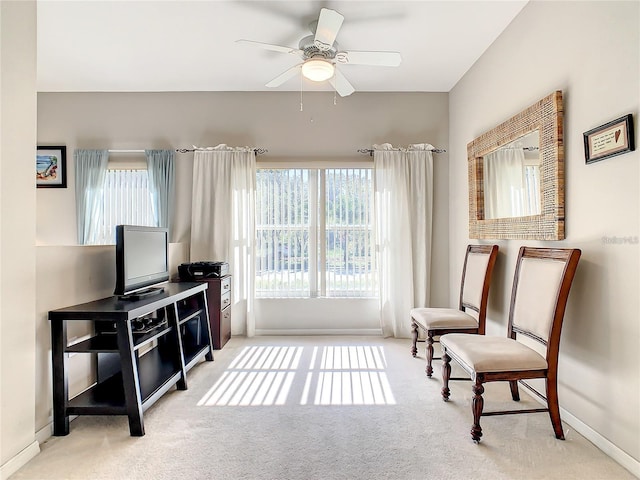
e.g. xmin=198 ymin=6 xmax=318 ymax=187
xmin=499 ymin=146 xmax=539 ymax=151
xmin=176 ymin=148 xmax=268 ymax=155
xmin=358 ymin=147 xmax=447 ymax=156
xmin=108 ymin=148 xmax=268 ymax=155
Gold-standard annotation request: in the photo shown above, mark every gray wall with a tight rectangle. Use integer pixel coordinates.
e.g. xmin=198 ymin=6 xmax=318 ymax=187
xmin=449 ymin=0 xmax=639 ymax=470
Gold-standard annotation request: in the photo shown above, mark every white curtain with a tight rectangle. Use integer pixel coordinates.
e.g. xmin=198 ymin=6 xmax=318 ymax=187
xmin=374 ymin=143 xmax=434 ymax=338
xmin=190 ymin=145 xmax=256 ymax=337
xmin=484 ymin=146 xmax=525 ymax=218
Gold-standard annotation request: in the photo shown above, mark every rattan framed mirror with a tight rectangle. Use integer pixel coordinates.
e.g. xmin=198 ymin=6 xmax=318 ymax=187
xmin=468 ymin=91 xmax=564 ymax=240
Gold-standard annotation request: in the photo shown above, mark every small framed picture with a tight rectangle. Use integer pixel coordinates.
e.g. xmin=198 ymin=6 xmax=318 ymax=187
xmin=584 ymin=114 xmax=635 ymax=164
xmin=37 ymin=146 xmax=67 ymax=188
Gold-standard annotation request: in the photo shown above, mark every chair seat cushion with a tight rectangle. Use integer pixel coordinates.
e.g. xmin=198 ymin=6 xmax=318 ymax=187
xmin=410 ymin=308 xmax=479 ymax=330
xmin=440 ymin=333 xmax=548 ymax=373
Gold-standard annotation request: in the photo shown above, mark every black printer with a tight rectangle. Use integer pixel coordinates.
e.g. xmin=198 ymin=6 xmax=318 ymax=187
xmin=178 ymin=261 xmax=229 ymax=281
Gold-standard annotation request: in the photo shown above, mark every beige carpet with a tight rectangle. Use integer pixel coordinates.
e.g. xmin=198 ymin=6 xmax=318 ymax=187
xmin=11 ymin=336 xmax=634 ymax=480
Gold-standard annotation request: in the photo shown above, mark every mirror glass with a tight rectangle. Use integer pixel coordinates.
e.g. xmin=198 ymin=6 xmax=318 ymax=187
xmin=483 ymin=130 xmax=540 ymax=219
xmin=468 ymin=91 xmax=564 ymax=240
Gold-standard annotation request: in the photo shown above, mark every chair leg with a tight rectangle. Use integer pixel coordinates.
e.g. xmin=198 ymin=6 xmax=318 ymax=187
xmin=546 ymin=377 xmax=565 ymax=440
xmin=425 ymin=333 xmax=434 ymax=377
xmin=509 ymin=380 xmax=520 ymax=401
xmin=441 ymin=352 xmax=451 ymax=401
xmin=410 ymin=321 xmax=418 ymax=357
xmin=471 ymin=379 xmax=485 ymax=443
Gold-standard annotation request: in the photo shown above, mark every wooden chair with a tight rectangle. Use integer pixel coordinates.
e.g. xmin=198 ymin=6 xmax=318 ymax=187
xmin=440 ymin=247 xmax=581 ymax=443
xmin=410 ymin=244 xmax=498 ymax=377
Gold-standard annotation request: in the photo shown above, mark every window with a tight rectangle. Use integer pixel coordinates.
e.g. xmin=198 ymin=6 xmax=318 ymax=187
xmin=255 ymin=168 xmax=377 ymax=298
xmin=90 ymin=169 xmax=156 ymax=245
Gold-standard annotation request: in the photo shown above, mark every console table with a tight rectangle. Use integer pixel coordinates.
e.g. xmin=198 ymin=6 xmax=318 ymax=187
xmin=49 ymin=282 xmax=213 ymax=437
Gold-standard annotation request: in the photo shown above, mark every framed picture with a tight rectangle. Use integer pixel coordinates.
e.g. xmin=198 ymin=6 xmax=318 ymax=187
xmin=584 ymin=114 xmax=635 ymax=164
xmin=36 ymin=146 xmax=67 ymax=188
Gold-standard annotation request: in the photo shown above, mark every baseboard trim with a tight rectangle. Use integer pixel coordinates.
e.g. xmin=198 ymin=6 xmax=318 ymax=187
xmin=560 ymin=406 xmax=639 ymax=477
xmin=0 ymin=440 xmax=40 ymax=480
xmin=2 ymin=419 xmax=81 ymax=478
xmin=524 ymin=382 xmax=639 ymax=476
xmin=254 ymin=328 xmax=383 ymax=336
xmin=35 ymin=421 xmax=54 ymax=446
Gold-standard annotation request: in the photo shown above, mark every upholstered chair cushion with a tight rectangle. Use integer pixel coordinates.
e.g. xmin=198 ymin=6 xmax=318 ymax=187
xmin=410 ymin=308 xmax=479 ymax=330
xmin=461 ymin=252 xmax=492 ymax=309
xmin=512 ymin=257 xmax=566 ymax=340
xmin=440 ymin=333 xmax=548 ymax=373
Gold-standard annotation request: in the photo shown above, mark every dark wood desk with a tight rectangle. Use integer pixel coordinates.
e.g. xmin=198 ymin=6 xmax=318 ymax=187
xmin=49 ymin=282 xmax=213 ymax=436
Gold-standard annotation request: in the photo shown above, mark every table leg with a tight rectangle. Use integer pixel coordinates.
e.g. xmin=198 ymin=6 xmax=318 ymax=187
xmin=51 ymin=318 xmax=69 ymax=435
xmin=201 ymin=291 xmax=214 ymax=362
xmin=116 ymin=321 xmax=145 ymax=436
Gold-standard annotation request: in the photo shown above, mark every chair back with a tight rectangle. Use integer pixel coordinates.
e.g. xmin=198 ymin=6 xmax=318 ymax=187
xmin=459 ymin=245 xmax=499 ymax=331
xmin=508 ymin=247 xmax=581 ymax=358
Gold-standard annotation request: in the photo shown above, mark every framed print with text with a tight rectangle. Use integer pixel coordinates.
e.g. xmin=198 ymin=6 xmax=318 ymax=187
xmin=584 ymin=114 xmax=635 ymax=164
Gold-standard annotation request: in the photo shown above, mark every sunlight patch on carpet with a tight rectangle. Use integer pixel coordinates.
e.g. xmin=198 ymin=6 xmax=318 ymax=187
xmin=198 ymin=345 xmax=396 ymax=407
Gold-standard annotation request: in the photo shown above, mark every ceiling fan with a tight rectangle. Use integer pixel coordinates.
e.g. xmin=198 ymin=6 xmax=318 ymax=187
xmin=236 ymin=8 xmax=402 ymax=97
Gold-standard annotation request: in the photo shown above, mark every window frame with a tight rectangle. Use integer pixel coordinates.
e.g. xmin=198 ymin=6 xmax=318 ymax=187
xmin=255 ymin=159 xmax=377 ymax=299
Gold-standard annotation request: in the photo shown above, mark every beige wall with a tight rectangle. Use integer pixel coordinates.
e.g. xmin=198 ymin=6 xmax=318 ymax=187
xmin=449 ymin=0 xmax=639 ymax=471
xmin=0 ymin=1 xmax=39 ymax=477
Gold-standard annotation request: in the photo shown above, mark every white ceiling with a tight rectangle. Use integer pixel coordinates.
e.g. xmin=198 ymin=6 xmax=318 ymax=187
xmin=36 ymin=0 xmax=528 ymax=94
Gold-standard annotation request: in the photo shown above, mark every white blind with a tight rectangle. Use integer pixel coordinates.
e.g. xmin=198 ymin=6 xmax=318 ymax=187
xmin=256 ymin=169 xmax=310 ymax=296
xmin=324 ymin=169 xmax=377 ymax=297
xmin=91 ymin=169 xmax=156 ymax=244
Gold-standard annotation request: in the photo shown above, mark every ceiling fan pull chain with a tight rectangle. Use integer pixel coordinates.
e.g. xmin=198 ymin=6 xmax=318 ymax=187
xmin=300 ymin=74 xmax=304 ymax=112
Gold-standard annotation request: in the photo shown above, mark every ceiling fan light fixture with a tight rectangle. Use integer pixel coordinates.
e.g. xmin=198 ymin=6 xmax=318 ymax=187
xmin=301 ymin=58 xmax=335 ymax=82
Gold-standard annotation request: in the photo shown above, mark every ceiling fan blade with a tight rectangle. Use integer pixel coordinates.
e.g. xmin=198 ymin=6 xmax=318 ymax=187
xmin=236 ymin=39 xmax=302 ymax=56
xmin=314 ymin=8 xmax=344 ymax=51
xmin=329 ymin=69 xmax=355 ymax=97
xmin=266 ymin=64 xmax=302 ymax=88
xmin=335 ymin=50 xmax=402 ymax=67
